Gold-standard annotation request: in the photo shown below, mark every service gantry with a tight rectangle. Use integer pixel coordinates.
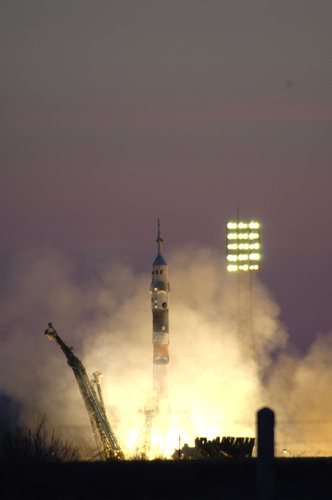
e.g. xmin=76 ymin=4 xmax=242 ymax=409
xmin=44 ymin=322 xmax=124 ymax=460
xmin=134 ymin=407 xmax=159 ymax=459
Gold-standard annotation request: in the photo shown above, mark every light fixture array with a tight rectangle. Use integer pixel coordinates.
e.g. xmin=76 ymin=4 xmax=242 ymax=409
xmin=226 ymin=221 xmax=261 ymax=272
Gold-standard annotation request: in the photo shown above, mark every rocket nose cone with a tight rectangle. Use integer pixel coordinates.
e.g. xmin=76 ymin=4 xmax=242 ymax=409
xmin=153 ymin=254 xmax=167 ymax=266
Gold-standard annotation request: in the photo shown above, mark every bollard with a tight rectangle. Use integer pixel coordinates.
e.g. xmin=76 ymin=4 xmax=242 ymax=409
xmin=257 ymin=407 xmax=275 ymax=500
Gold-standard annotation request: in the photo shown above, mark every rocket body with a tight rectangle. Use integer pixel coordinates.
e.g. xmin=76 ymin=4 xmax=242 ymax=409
xmin=150 ymin=221 xmax=170 ymax=404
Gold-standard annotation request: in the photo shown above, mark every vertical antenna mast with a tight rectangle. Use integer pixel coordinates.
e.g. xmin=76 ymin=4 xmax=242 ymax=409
xmin=157 ymin=218 xmax=163 ymax=255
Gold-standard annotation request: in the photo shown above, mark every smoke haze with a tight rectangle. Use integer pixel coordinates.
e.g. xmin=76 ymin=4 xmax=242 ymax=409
xmin=0 ymin=246 xmax=330 ymax=456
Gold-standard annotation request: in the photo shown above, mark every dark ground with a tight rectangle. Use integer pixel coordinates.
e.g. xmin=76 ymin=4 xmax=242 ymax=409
xmin=1 ymin=458 xmax=332 ymax=499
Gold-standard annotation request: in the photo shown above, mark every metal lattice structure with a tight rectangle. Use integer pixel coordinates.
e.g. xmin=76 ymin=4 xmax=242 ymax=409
xmin=44 ymin=323 xmax=124 ymax=460
xmin=134 ymin=407 xmax=158 ymax=459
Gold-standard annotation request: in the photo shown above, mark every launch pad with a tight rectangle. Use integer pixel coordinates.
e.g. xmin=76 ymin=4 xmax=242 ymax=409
xmin=44 ymin=219 xmax=257 ymax=460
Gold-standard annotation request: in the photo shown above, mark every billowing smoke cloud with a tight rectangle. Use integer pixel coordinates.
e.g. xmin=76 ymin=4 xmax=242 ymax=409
xmin=266 ymin=332 xmax=332 ymax=456
xmin=0 ymin=392 xmax=21 ymax=431
xmin=0 ymin=245 xmax=330 ymax=456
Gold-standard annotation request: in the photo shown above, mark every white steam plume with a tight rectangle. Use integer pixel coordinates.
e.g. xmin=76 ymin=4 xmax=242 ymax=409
xmin=0 ymin=245 xmax=330 ymax=456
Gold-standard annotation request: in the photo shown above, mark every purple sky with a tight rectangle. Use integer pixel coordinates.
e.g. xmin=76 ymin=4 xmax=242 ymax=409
xmin=1 ymin=1 xmax=332 ymax=352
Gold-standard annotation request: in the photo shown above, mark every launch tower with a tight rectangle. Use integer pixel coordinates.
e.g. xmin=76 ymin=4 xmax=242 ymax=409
xmin=44 ymin=323 xmax=124 ymax=460
xmin=150 ymin=219 xmax=170 ymax=408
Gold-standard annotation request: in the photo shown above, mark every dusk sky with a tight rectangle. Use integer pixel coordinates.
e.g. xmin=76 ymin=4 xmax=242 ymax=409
xmin=1 ymin=1 xmax=332 ymax=353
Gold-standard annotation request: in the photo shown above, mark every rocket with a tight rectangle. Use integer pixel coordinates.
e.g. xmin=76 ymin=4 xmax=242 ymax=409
xmin=150 ymin=219 xmax=170 ymax=406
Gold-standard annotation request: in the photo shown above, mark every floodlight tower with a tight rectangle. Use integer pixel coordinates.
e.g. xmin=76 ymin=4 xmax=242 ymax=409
xmin=225 ymin=220 xmax=261 ymax=361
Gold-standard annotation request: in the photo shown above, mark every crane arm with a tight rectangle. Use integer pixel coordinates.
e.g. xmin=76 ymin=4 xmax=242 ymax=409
xmin=44 ymin=323 xmax=124 ymax=460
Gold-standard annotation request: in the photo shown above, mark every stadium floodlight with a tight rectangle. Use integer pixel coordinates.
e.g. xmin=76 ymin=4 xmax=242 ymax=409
xmin=226 ymin=221 xmax=261 ymax=272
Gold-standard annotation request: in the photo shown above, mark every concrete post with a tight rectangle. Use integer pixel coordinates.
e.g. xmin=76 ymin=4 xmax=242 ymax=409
xmin=257 ymin=407 xmax=275 ymax=500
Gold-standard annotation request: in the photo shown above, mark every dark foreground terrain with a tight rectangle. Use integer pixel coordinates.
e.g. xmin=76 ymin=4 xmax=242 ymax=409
xmin=1 ymin=458 xmax=332 ymax=499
